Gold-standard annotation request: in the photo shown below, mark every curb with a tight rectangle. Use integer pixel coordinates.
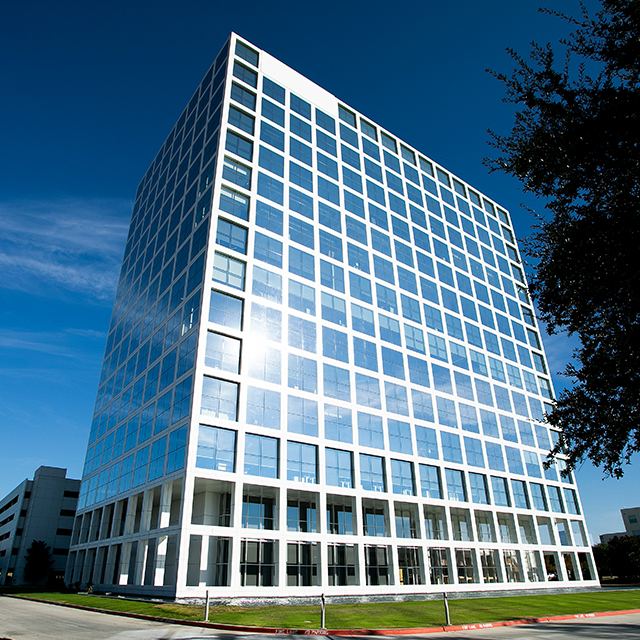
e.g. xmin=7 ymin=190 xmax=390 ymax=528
xmin=4 ymin=595 xmax=640 ymax=635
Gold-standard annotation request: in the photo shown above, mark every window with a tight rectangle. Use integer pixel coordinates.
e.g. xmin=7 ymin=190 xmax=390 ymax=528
xmin=289 ymin=280 xmax=315 ymax=315
xmin=352 ymin=303 xmax=375 ymax=336
xmin=196 ymin=425 xmax=236 ymax=471
xmin=491 ymin=476 xmax=510 ymax=507
xmin=357 ymin=411 xmax=384 ymax=448
xmin=288 ymin=354 xmax=317 ymax=393
xmin=445 ymin=468 xmax=467 ymax=501
xmin=201 ymin=377 xmax=238 ymax=421
xmin=355 ymin=374 xmax=381 ymax=408
xmin=240 ymin=539 xmax=276 ymax=586
xmin=391 ymin=459 xmax=415 ymax=495
xmin=415 ymin=425 xmax=438 ymax=459
xmin=360 ymin=455 xmax=386 ymax=492
xmin=251 ymin=303 xmax=282 ymax=341
xmin=287 ymin=441 xmax=317 ymax=483
xmin=387 ymin=419 xmax=412 ymax=453
xmin=287 ymin=541 xmax=319 ymax=586
xmin=325 ymin=448 xmax=353 ymax=488
xmin=287 ymin=494 xmax=317 ymax=533
xmin=287 ymin=396 xmax=318 ymax=436
xmin=419 ymin=464 xmax=442 ymax=498
xmin=209 ymin=290 xmax=243 ymax=330
xmin=253 ymin=266 xmax=282 ymax=303
xmin=382 ymin=348 xmax=405 ymax=380
xmin=324 ymin=405 xmax=352 ymax=443
xmin=246 ymin=387 xmax=281 ymax=429
xmin=212 ymin=253 xmax=245 ymax=290
xmin=244 ymin=434 xmax=279 ymax=478
xmin=321 ymin=292 xmax=347 ymax=326
xmin=321 ymin=260 xmax=345 ymax=293
xmin=353 ymin=337 xmax=378 ymax=371
xmin=288 ymin=315 xmax=316 ymax=353
xmin=441 ymin=431 xmax=463 ymax=463
xmin=228 ymin=107 xmax=255 ymax=136
xmin=222 ymin=157 xmax=251 ymax=189
xmin=323 ymin=363 xmax=351 ymax=401
xmin=205 ymin=331 xmax=241 ymax=373
xmin=327 ymin=496 xmax=354 ymax=534
xmin=469 ymin=473 xmax=489 ymax=504
xmin=248 ymin=345 xmax=281 ymax=383
xmin=220 ymin=186 xmax=249 ymax=220
xmin=328 ymin=543 xmax=358 ymax=585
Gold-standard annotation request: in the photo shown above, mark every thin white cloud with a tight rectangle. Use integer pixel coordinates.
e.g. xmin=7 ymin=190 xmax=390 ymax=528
xmin=0 ymin=197 xmax=131 ymax=300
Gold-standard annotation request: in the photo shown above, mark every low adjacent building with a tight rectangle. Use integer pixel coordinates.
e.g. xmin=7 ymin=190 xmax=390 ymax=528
xmin=0 ymin=466 xmax=80 ymax=585
xmin=599 ymin=507 xmax=640 ymax=543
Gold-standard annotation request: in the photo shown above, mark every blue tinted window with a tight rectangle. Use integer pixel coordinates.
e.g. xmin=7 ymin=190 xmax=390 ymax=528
xmin=290 ymin=138 xmax=312 ymax=166
xmin=348 ymin=244 xmax=370 ymax=274
xmin=261 ymin=98 xmax=284 ymax=127
xmin=321 ymin=260 xmax=345 ymax=293
xmin=356 ymin=375 xmax=381 ymax=409
xmin=256 ymin=201 xmax=283 ymax=236
xmin=341 ymin=144 xmax=361 ymax=170
xmin=349 ymin=272 xmax=372 ymax=303
xmin=259 ymin=146 xmax=284 ymax=177
xmin=346 ymin=217 xmax=368 ymax=246
xmin=340 ymin=122 xmax=359 ymax=148
xmin=289 ymin=216 xmax=314 ymax=249
xmin=290 ymin=161 xmax=313 ymax=192
xmin=358 ymin=413 xmax=384 ymax=449
xmin=290 ymin=113 xmax=312 ymax=142
xmin=352 ymin=303 xmax=375 ymax=336
xmin=289 ymin=188 xmax=313 ymax=219
xmin=376 ymin=283 xmax=397 ymax=313
xmin=260 ymin=122 xmax=284 ymax=151
xmin=318 ymin=176 xmax=340 ymax=205
xmin=263 ymin=77 xmax=284 ymax=104
xmin=353 ymin=337 xmax=378 ymax=371
xmin=408 ymin=356 xmax=430 ymax=387
xmin=323 ymin=365 xmax=350 ymax=402
xmin=382 ymin=347 xmax=405 ymax=380
xmin=230 ymin=83 xmax=256 ymax=110
xmin=344 ymin=190 xmax=365 ymax=218
xmin=289 ymin=247 xmax=316 ymax=281
xmin=317 ymin=130 xmax=337 ymax=156
xmin=291 ymin=93 xmax=311 ymax=119
xmin=316 ymin=108 xmax=335 ymax=134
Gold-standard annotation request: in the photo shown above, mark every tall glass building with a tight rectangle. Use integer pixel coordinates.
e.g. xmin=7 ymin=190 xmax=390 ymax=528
xmin=66 ymin=33 xmax=597 ymax=600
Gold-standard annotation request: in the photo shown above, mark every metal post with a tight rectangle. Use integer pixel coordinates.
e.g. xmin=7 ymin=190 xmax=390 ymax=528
xmin=443 ymin=592 xmax=450 ymax=626
xmin=205 ymin=589 xmax=210 ymax=622
xmin=321 ymin=593 xmax=326 ymax=629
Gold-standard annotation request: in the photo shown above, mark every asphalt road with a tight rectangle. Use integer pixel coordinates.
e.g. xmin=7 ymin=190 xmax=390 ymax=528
xmin=1 ymin=596 xmax=640 ymax=640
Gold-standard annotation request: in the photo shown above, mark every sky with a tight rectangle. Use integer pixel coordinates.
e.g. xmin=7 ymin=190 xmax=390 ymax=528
xmin=0 ymin=0 xmax=635 ymax=541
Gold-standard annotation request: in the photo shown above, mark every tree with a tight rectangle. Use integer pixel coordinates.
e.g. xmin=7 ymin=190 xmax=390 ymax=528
xmin=593 ymin=536 xmax=640 ymax=580
xmin=487 ymin=0 xmax=640 ymax=477
xmin=23 ymin=540 xmax=53 ymax=585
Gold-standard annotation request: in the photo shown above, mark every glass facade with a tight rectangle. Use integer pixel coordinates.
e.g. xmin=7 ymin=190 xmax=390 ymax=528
xmin=67 ymin=33 xmax=596 ymax=599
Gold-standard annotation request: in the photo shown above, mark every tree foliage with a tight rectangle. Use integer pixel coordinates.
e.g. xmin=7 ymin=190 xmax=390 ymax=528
xmin=487 ymin=0 xmax=640 ymax=477
xmin=23 ymin=539 xmax=53 ymax=585
xmin=593 ymin=536 xmax=640 ymax=580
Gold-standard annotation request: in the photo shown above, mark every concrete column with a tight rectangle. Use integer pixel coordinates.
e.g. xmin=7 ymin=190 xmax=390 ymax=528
xmin=158 ymin=482 xmax=173 ymax=529
xmin=118 ymin=542 xmax=133 ymax=585
xmin=154 ymin=535 xmax=168 ymax=586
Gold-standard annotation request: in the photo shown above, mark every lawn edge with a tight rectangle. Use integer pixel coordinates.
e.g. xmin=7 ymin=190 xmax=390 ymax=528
xmin=3 ymin=594 xmax=640 ymax=635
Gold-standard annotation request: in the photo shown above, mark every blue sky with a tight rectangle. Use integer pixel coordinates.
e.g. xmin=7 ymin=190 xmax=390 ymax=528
xmin=0 ymin=0 xmax=634 ymax=540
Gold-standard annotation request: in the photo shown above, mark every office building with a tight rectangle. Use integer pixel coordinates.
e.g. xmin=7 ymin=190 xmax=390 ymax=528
xmin=66 ymin=33 xmax=597 ymax=600
xmin=1 ymin=466 xmax=79 ymax=585
xmin=599 ymin=507 xmax=640 ymax=543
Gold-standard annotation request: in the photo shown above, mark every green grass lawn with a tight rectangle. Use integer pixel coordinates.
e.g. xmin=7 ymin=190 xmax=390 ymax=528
xmin=6 ymin=589 xmax=640 ymax=629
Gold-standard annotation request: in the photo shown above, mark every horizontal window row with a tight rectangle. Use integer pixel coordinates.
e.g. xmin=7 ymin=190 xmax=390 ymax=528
xmin=195 ymin=425 xmax=576 ymax=501
xmin=190 ymin=477 xmax=585 ymax=547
